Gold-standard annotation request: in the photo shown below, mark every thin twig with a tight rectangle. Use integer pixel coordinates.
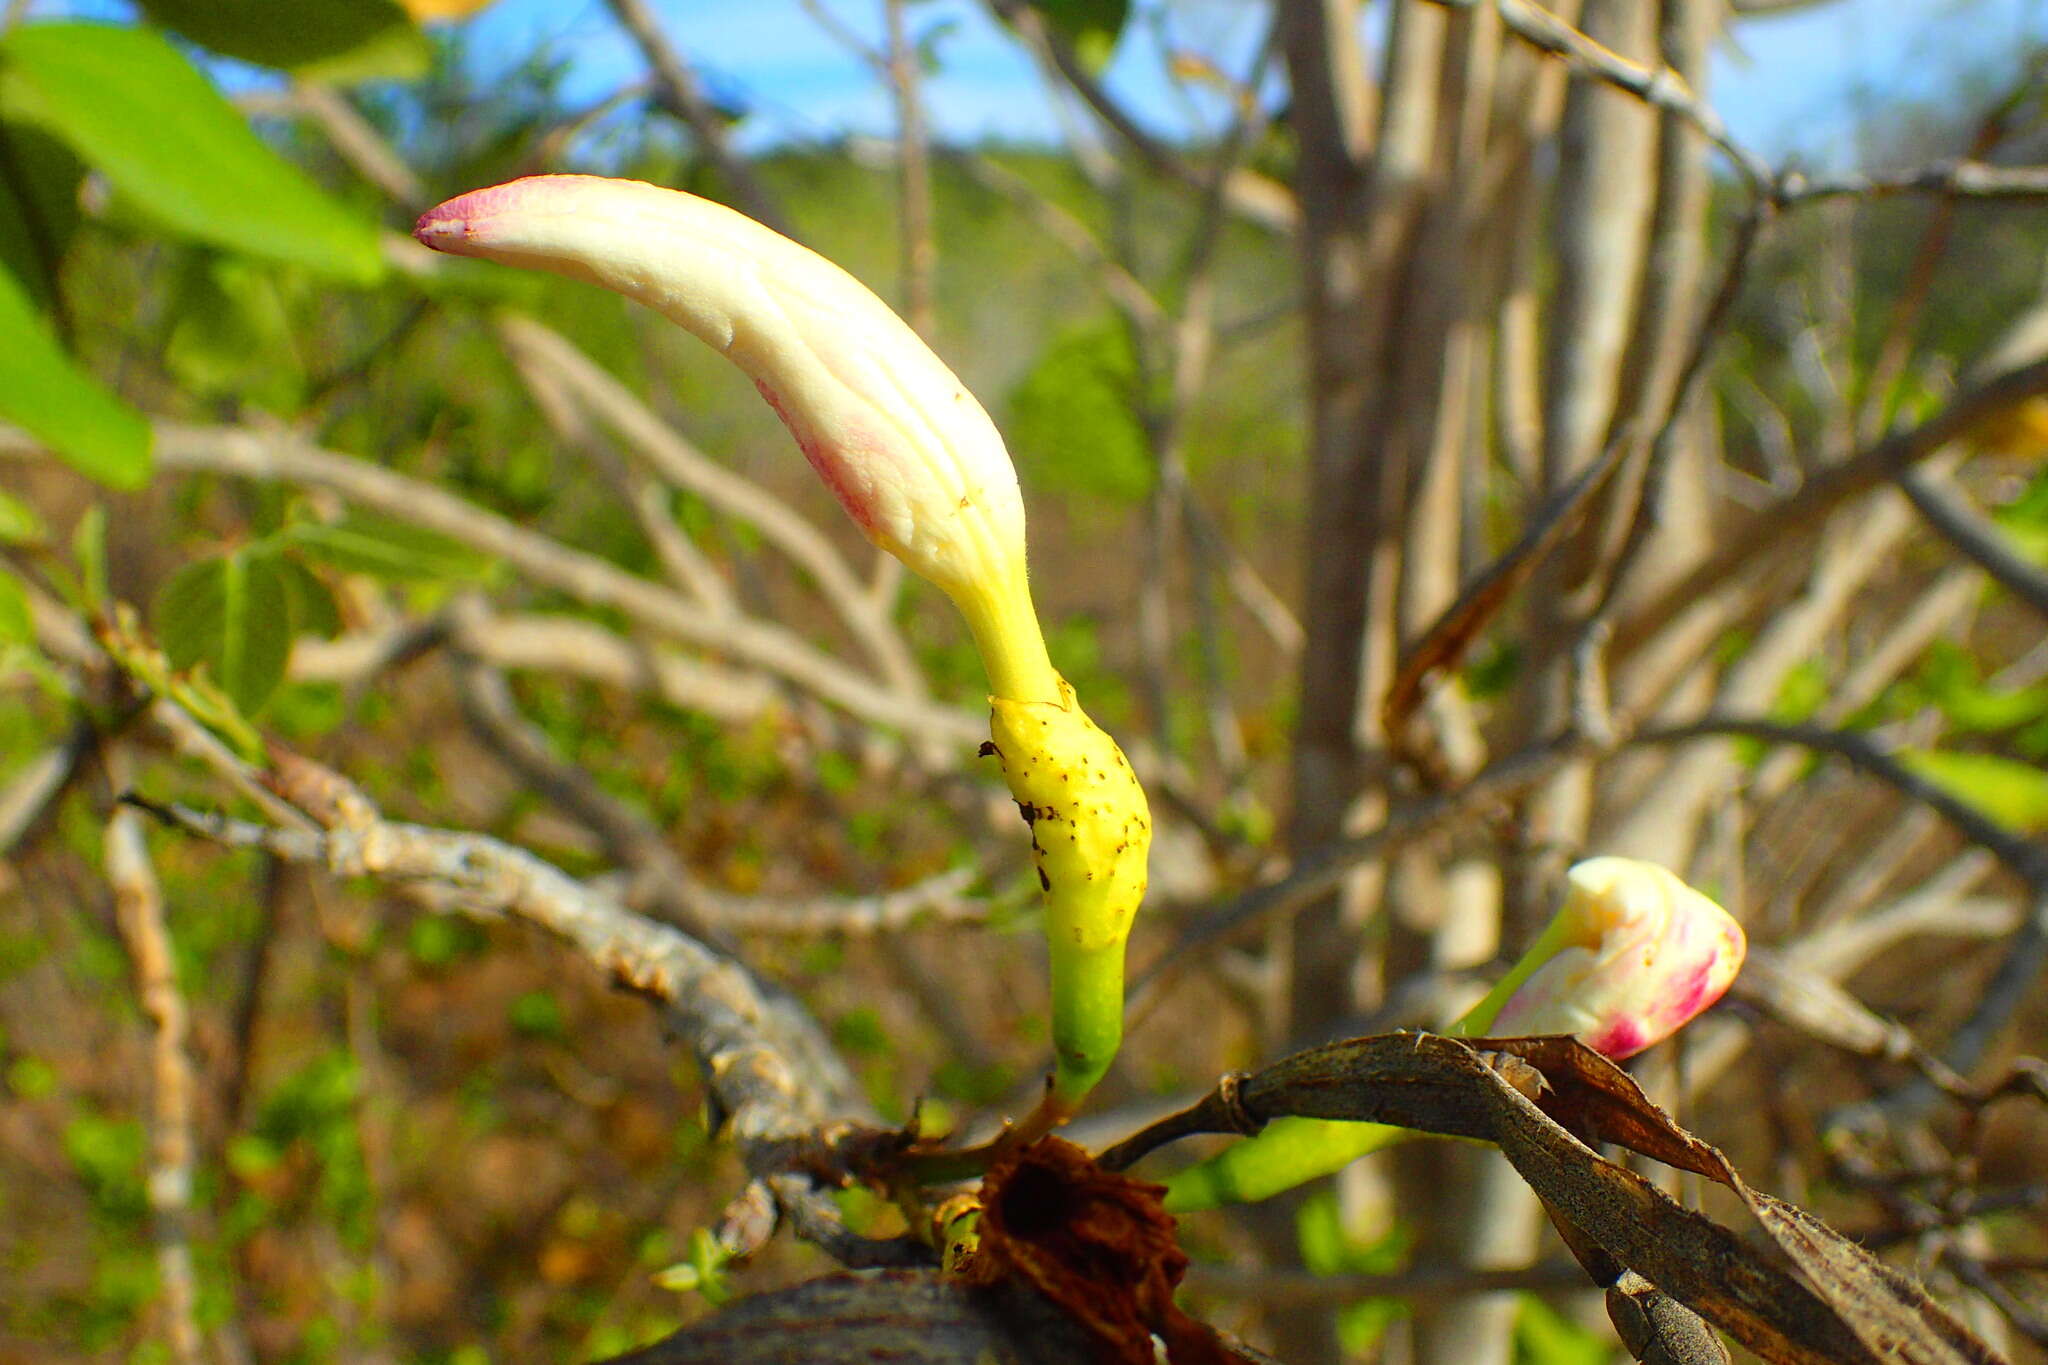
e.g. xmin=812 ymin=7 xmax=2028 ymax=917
xmin=493 ymin=316 xmax=931 ymax=701
xmin=450 ymin=634 xmax=988 ymax=937
xmin=497 ymin=318 xmax=739 ymax=614
xmin=104 ymin=752 xmax=206 ymax=1365
xmin=1128 ymin=733 xmax=1590 ymax=1014
xmin=1896 ymin=468 xmax=2048 ymax=622
xmin=1617 ymin=355 xmax=2048 ymax=658
xmin=2 ymin=422 xmax=974 ymax=743
xmin=980 ymin=0 xmax=1298 ymax=232
xmin=294 ymin=609 xmax=785 ymax=725
xmin=600 ymin=0 xmax=789 ymax=234
xmin=1782 ymin=161 xmax=2048 ymax=204
xmin=1634 ymin=716 xmax=2048 ymax=888
xmin=1423 ymin=0 xmax=1773 ymax=191
xmin=0 ymin=719 xmax=98 ymax=857
xmin=128 ymin=766 xmax=927 ymax=1268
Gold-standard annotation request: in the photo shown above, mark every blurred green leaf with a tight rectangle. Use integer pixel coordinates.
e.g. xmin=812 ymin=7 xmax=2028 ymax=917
xmin=286 ymin=512 xmax=494 ymax=582
xmin=508 ymin=989 xmax=563 ymax=1038
xmin=0 ymin=569 xmax=31 ymax=645
xmin=0 ymin=490 xmax=47 ymax=545
xmin=1900 ymin=749 xmax=2048 ymax=833
xmin=1026 ymin=0 xmax=1128 ymax=70
xmin=1514 ymin=1294 xmax=1612 ymax=1365
xmin=1912 ymin=641 xmax=2048 ymax=735
xmin=165 ymin=254 xmax=305 ymax=410
xmin=1297 ymin=1191 xmax=1409 ymax=1354
xmin=153 ymin=548 xmax=294 ymax=715
xmin=278 ymin=555 xmax=343 ymax=639
xmin=136 ymin=0 xmax=428 ymax=83
xmin=0 ymin=263 xmax=150 ymax=488
xmin=0 ymin=23 xmax=386 ymax=283
xmin=1006 ymin=320 xmax=1152 ymax=504
xmin=0 ymin=119 xmax=82 ymax=314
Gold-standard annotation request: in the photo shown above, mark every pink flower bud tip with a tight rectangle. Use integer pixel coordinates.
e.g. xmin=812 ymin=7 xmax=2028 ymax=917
xmin=1489 ymin=856 xmax=1747 ymax=1059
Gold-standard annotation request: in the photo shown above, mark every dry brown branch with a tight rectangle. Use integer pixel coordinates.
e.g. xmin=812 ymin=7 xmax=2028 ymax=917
xmin=1617 ymin=356 xmax=2048 ymax=661
xmin=1101 ymin=1033 xmax=2008 ymax=1365
xmin=980 ymin=0 xmax=1297 ymax=233
xmin=1782 ymin=162 xmax=2048 ymax=204
xmin=1897 ymin=468 xmax=2048 ymax=621
xmin=1423 ymin=0 xmax=1773 ymax=190
xmin=103 ymin=751 xmax=205 ymax=1365
xmin=128 ymin=770 xmax=926 ymax=1270
xmin=493 ymin=316 xmax=930 ymax=700
xmin=290 ymin=610 xmax=788 ymax=730
xmin=600 ymin=0 xmax=788 ymax=234
xmin=498 ymin=322 xmax=739 ymax=614
xmin=11 ymin=422 xmax=974 ymax=743
xmin=451 ymin=640 xmax=989 ymax=937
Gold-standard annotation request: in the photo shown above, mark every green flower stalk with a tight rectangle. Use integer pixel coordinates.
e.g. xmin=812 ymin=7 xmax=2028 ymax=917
xmin=1165 ymin=857 xmax=1747 ymax=1211
xmin=415 ymin=176 xmax=1150 ymax=1117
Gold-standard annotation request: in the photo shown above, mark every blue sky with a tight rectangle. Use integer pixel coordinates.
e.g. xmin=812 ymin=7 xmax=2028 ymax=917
xmin=450 ymin=0 xmax=2048 ymax=169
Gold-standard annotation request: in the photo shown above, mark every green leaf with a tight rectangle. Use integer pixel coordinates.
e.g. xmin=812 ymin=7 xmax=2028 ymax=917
xmin=1900 ymin=749 xmax=2048 ymax=833
xmin=1514 ymin=1294 xmax=1612 ymax=1365
xmin=0 ymin=569 xmax=32 ymax=645
xmin=0 ymin=264 xmax=150 ymax=488
xmin=285 ymin=513 xmax=493 ymax=583
xmin=0 ymin=490 xmax=47 ymax=545
xmin=153 ymin=549 xmax=293 ymax=716
xmin=165 ymin=253 xmax=304 ymax=411
xmin=1026 ymin=0 xmax=1128 ymax=70
xmin=135 ymin=0 xmax=428 ymax=83
xmin=0 ymin=119 xmax=82 ymax=314
xmin=277 ymin=556 xmax=343 ymax=639
xmin=0 ymin=23 xmax=385 ymax=283
xmin=1005 ymin=321 xmax=1153 ymax=504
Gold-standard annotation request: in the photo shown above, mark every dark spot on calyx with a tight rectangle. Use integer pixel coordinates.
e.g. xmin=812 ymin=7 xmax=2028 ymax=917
xmin=1038 ymin=867 xmax=1052 ymax=891
xmin=978 ymin=740 xmax=999 ymax=758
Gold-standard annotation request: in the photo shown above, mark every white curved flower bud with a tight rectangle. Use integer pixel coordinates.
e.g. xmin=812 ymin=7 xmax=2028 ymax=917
xmin=1485 ymin=857 xmax=1747 ymax=1058
xmin=413 ymin=175 xmax=1036 ymax=644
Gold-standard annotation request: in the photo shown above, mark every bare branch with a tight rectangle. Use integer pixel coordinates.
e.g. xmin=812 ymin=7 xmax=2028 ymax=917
xmin=498 ymin=323 xmax=740 ymax=615
xmin=1634 ymin=716 xmax=2048 ymax=888
xmin=493 ymin=316 xmax=930 ymax=700
xmin=1783 ymin=161 xmax=2048 ymax=204
xmin=599 ymin=0 xmax=789 ymax=234
xmin=8 ymin=422 xmax=974 ymax=744
xmin=449 ymin=640 xmax=988 ymax=937
xmin=0 ymin=719 xmax=97 ymax=857
xmin=980 ymin=0 xmax=1298 ymax=232
xmin=104 ymin=753 xmax=206 ymax=1365
xmin=129 ymin=772 xmax=927 ymax=1268
xmin=949 ymin=151 xmax=1166 ymax=331
xmin=1423 ymin=0 xmax=1774 ymax=190
xmin=1897 ymin=468 xmax=2048 ymax=621
xmin=290 ymin=609 xmax=786 ymax=728
xmin=1617 ymin=356 xmax=2048 ymax=660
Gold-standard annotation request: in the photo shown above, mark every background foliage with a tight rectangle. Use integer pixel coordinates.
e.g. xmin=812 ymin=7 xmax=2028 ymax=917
xmin=4 ymin=0 xmax=2048 ymax=1362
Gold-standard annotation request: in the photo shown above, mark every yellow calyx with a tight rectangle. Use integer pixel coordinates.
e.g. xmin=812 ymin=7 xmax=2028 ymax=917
xmin=986 ymin=678 xmax=1151 ymax=1108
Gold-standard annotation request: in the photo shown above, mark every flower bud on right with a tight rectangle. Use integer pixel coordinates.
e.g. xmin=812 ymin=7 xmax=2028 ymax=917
xmin=1488 ymin=857 xmax=1746 ymax=1058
